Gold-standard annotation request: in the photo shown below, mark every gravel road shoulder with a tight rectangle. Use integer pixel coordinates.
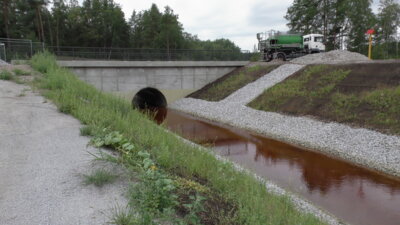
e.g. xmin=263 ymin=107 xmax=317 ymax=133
xmin=0 ymin=79 xmax=128 ymax=225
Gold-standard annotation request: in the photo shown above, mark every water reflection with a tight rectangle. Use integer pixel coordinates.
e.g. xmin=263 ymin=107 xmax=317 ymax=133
xmin=164 ymin=109 xmax=400 ymax=225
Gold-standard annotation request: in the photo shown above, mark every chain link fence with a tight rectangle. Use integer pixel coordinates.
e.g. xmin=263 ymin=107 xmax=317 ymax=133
xmin=0 ymin=38 xmax=45 ymax=62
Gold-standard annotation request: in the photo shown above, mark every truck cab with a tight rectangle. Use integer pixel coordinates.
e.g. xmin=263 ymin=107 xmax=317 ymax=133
xmin=303 ymin=34 xmax=325 ymax=53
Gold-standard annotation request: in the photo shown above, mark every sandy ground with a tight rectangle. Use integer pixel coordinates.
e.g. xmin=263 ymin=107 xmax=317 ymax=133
xmin=0 ymin=79 xmax=128 ymax=225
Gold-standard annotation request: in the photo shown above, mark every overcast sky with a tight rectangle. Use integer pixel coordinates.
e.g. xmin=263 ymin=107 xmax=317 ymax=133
xmin=79 ymin=0 xmax=381 ymax=51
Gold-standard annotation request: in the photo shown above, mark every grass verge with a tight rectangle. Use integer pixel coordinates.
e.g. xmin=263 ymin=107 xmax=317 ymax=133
xmin=29 ymin=52 xmax=325 ymax=225
xmin=189 ymin=65 xmax=279 ymax=101
xmin=248 ymin=64 xmax=400 ymax=135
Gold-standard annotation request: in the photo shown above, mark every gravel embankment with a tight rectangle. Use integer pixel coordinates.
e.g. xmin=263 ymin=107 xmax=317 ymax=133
xmin=291 ymin=50 xmax=369 ymax=64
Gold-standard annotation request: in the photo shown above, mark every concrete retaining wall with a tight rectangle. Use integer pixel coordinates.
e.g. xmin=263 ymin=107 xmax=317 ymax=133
xmin=58 ymin=61 xmax=248 ymax=92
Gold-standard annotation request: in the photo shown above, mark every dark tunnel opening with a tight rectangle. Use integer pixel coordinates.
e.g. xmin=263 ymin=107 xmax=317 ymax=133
xmin=132 ymin=87 xmax=167 ymax=123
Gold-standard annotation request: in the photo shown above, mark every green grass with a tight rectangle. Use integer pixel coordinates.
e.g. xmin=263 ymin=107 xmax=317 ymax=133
xmin=248 ymin=64 xmax=400 ymax=134
xmin=192 ymin=65 xmax=279 ymax=101
xmin=249 ymin=65 xmax=351 ymax=111
xmin=0 ymin=70 xmax=13 ymax=80
xmin=13 ymin=68 xmax=30 ymax=76
xmin=83 ymin=169 xmax=118 ymax=187
xmin=29 ymin=52 xmax=325 ymax=225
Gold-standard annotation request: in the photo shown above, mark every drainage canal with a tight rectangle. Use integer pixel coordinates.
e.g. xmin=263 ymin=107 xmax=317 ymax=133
xmin=162 ymin=109 xmax=400 ymax=225
xmin=132 ymin=87 xmax=167 ymax=124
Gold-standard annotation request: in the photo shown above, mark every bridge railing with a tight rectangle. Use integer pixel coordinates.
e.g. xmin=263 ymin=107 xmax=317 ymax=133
xmin=0 ymin=37 xmax=253 ymax=62
xmin=46 ymin=46 xmax=253 ymax=61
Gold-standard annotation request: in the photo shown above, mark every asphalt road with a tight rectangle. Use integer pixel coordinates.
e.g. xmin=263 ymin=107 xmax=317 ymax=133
xmin=0 ymin=79 xmax=127 ymax=225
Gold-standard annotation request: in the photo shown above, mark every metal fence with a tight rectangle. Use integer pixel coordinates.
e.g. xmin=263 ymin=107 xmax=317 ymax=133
xmin=0 ymin=38 xmax=44 ymax=62
xmin=46 ymin=46 xmax=253 ymax=61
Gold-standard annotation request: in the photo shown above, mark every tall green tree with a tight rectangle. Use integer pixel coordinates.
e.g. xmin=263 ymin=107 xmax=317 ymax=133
xmin=1 ymin=0 xmax=10 ymax=39
xmin=377 ymin=0 xmax=400 ymax=42
xmin=285 ymin=0 xmax=320 ymax=34
xmin=345 ymin=0 xmax=375 ymax=51
xmin=140 ymin=3 xmax=162 ymax=48
xmin=80 ymin=0 xmax=129 ymax=47
xmin=157 ymin=6 xmax=184 ymax=54
xmin=52 ymin=0 xmax=69 ymax=48
xmin=28 ymin=0 xmax=49 ymax=42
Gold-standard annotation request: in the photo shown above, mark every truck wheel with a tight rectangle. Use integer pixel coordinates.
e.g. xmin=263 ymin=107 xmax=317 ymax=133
xmin=266 ymin=53 xmax=273 ymax=62
xmin=277 ymin=53 xmax=286 ymax=61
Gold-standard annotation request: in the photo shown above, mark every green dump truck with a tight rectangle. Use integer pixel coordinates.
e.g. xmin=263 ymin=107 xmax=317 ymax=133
xmin=257 ymin=31 xmax=326 ymax=61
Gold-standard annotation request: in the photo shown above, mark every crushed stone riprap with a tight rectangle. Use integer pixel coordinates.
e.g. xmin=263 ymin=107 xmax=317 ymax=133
xmin=291 ymin=50 xmax=369 ymax=64
xmin=171 ymin=62 xmax=400 ymax=178
xmin=221 ymin=64 xmax=304 ymax=105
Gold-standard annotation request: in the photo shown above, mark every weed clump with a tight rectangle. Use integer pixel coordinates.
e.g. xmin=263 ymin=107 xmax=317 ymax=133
xmin=83 ymin=169 xmax=118 ymax=187
xmin=0 ymin=70 xmax=13 ymax=80
xmin=13 ymin=68 xmax=30 ymax=76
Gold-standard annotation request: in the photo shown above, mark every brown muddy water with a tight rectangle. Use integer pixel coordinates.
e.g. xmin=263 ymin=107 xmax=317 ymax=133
xmin=163 ymin=109 xmax=400 ymax=225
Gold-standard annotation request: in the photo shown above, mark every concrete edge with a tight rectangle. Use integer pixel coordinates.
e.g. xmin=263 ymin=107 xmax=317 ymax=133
xmin=57 ymin=60 xmax=250 ymax=68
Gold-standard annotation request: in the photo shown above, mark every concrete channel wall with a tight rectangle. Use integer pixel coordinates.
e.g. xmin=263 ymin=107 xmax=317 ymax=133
xmin=58 ymin=61 xmax=248 ymax=92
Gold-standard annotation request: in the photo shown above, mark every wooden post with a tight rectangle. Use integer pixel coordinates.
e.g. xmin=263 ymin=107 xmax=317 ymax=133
xmin=366 ymin=29 xmax=375 ymax=60
xmin=368 ymin=34 xmax=372 ymax=60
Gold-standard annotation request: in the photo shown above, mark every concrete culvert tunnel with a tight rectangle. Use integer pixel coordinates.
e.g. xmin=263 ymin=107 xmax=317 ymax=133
xmin=132 ymin=87 xmax=168 ymax=124
xmin=132 ymin=87 xmax=167 ymax=110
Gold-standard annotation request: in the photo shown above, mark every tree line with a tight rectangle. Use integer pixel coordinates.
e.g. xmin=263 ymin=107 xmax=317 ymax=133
xmin=0 ymin=0 xmax=241 ymax=53
xmin=285 ymin=0 xmax=400 ymax=58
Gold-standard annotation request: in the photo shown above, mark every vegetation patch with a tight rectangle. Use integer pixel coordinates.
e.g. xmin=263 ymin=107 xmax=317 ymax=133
xmin=0 ymin=69 xmax=28 ymax=84
xmin=83 ymin=169 xmax=118 ymax=187
xmin=189 ymin=65 xmax=279 ymax=101
xmin=29 ymin=52 xmax=325 ymax=225
xmin=13 ymin=68 xmax=31 ymax=76
xmin=248 ymin=63 xmax=400 ymax=135
xmin=0 ymin=70 xmax=14 ymax=80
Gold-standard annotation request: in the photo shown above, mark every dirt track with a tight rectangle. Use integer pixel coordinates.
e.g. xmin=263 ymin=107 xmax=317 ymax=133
xmin=0 ymin=79 xmax=127 ymax=225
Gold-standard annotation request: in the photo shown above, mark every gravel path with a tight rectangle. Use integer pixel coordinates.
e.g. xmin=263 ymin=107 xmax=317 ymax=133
xmin=221 ymin=64 xmax=304 ymax=105
xmin=171 ymin=56 xmax=400 ymax=177
xmin=0 ymin=80 xmax=128 ymax=225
